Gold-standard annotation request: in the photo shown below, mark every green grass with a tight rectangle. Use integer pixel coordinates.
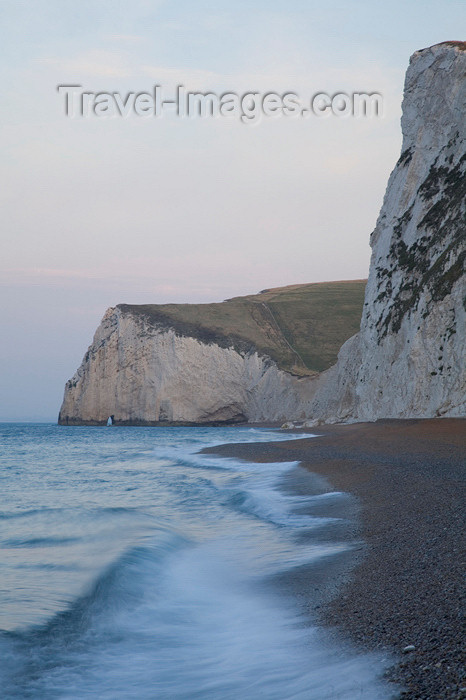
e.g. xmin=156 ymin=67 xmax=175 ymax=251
xmin=119 ymin=280 xmax=366 ymax=375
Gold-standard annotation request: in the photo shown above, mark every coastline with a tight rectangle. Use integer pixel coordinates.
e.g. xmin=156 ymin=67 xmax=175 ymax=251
xmin=204 ymin=418 xmax=465 ymax=699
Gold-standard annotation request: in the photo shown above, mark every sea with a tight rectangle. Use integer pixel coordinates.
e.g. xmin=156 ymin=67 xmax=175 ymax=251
xmin=0 ymin=423 xmax=395 ymax=699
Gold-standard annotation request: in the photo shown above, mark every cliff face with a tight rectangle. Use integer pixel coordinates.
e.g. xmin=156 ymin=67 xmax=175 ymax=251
xmin=59 ymin=281 xmax=365 ymax=425
xmin=59 ymin=43 xmax=465 ymax=427
xmin=59 ymin=306 xmax=317 ymax=425
xmin=308 ymin=43 xmax=466 ymax=422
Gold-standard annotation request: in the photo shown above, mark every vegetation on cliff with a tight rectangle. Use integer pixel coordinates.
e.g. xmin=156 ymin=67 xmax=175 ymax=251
xmin=119 ymin=280 xmax=366 ymax=375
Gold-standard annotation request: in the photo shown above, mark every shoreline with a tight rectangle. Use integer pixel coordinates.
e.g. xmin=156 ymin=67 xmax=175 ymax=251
xmin=204 ymin=418 xmax=465 ymax=699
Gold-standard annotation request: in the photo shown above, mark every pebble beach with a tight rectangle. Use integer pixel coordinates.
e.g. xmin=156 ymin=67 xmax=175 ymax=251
xmin=206 ymin=418 xmax=465 ymax=699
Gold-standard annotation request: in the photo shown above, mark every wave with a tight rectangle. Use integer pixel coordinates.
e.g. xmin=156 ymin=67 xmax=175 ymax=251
xmin=2 ymin=535 xmax=82 ymax=548
xmin=0 ymin=424 xmax=396 ymax=699
xmin=0 ymin=534 xmax=394 ymax=700
xmin=224 ymin=485 xmax=338 ymax=529
xmin=0 ymin=507 xmax=68 ymax=521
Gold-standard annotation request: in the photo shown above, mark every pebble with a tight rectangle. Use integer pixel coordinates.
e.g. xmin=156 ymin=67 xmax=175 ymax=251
xmin=216 ymin=421 xmax=465 ymax=699
xmin=403 ymin=645 xmax=416 ymax=653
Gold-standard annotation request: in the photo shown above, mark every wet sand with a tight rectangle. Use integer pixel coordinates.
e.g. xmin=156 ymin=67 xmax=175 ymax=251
xmin=205 ymin=418 xmax=465 ymax=699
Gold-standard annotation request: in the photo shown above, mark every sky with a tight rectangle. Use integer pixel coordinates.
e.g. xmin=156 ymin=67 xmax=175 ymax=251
xmin=1 ymin=0 xmax=464 ymax=421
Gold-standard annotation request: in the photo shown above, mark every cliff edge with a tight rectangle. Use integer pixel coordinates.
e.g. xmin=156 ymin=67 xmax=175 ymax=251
xmin=59 ymin=43 xmax=465 ymax=426
xmin=307 ymin=42 xmax=465 ymax=423
xmin=58 ymin=282 xmax=364 ymax=425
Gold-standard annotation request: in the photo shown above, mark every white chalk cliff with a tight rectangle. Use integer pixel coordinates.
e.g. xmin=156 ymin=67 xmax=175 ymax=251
xmin=307 ymin=42 xmax=466 ymax=422
xmin=59 ymin=306 xmax=316 ymax=424
xmin=59 ymin=42 xmax=465 ymax=426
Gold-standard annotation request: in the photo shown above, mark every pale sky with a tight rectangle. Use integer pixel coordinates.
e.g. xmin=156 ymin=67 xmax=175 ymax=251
xmin=1 ymin=0 xmax=464 ymax=420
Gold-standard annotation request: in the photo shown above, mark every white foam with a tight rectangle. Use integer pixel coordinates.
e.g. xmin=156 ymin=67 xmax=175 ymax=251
xmin=0 ymin=425 xmax=396 ymax=699
xmin=12 ymin=540 xmax=394 ymax=700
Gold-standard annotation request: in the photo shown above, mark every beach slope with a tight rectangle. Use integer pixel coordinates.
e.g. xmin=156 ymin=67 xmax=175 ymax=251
xmin=206 ymin=418 xmax=465 ymax=699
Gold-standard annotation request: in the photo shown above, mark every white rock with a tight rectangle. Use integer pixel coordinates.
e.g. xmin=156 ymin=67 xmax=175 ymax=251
xmin=59 ymin=44 xmax=465 ymax=426
xmin=59 ymin=307 xmax=318 ymax=424
xmin=306 ymin=43 xmax=466 ymax=423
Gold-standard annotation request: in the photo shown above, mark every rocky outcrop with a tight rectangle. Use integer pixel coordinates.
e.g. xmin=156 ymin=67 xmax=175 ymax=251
xmin=59 ymin=43 xmax=465 ymax=427
xmin=307 ymin=42 xmax=466 ymax=422
xmin=59 ymin=306 xmax=317 ymax=425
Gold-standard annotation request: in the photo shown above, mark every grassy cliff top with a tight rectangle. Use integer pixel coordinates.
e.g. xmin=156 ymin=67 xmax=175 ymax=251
xmin=118 ymin=280 xmax=366 ymax=375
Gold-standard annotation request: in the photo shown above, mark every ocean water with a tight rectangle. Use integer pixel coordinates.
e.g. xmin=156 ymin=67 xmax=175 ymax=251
xmin=0 ymin=423 xmax=394 ymax=699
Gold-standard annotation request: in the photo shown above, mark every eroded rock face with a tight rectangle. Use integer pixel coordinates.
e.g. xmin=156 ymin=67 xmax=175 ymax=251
xmin=309 ymin=43 xmax=466 ymax=422
xmin=59 ymin=43 xmax=465 ymax=426
xmin=58 ymin=306 xmax=317 ymax=425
